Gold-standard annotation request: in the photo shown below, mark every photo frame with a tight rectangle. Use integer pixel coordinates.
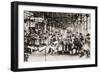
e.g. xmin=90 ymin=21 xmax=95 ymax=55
xmin=11 ymin=1 xmax=98 ymax=71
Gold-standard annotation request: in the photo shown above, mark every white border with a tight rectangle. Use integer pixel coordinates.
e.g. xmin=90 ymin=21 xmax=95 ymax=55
xmin=18 ymin=5 xmax=95 ymax=68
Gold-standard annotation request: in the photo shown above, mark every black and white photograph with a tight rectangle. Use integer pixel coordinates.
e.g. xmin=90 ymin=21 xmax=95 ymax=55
xmin=24 ymin=11 xmax=91 ymax=62
xmin=11 ymin=1 xmax=97 ymax=71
